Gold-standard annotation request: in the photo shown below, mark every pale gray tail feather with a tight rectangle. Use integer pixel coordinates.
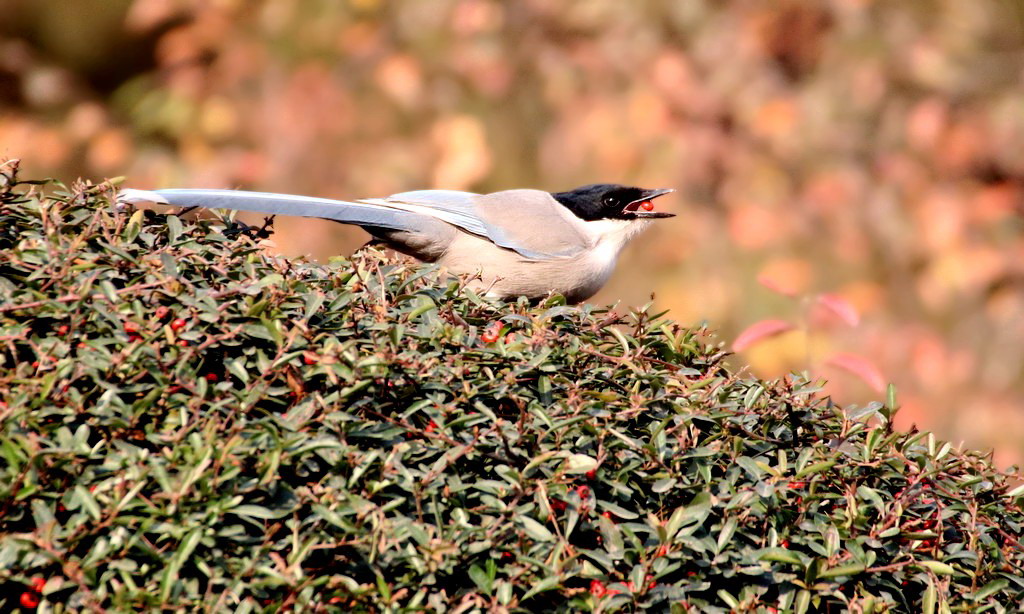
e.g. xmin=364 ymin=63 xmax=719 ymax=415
xmin=117 ymin=188 xmax=435 ymax=235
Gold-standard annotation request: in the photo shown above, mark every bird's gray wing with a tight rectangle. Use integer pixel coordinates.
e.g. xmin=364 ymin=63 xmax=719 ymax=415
xmin=471 ymin=189 xmax=589 ymax=259
xmin=378 ymin=189 xmax=588 ymax=259
xmin=360 ymin=190 xmax=492 ymax=237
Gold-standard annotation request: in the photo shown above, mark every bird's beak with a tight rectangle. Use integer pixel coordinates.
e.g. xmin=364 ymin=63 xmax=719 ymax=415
xmin=625 ymin=188 xmax=676 ymax=218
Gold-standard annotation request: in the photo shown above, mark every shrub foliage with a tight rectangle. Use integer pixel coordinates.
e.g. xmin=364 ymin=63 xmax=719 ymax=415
xmin=2 ymin=163 xmax=1024 ymax=613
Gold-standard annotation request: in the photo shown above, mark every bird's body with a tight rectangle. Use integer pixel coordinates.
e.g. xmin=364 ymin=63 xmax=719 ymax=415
xmin=433 ymin=216 xmax=645 ymax=303
xmin=118 ymin=184 xmax=674 ymax=302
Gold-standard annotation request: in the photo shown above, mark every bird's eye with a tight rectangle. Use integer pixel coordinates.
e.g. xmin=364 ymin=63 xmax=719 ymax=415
xmin=603 ymin=197 xmax=616 ymax=207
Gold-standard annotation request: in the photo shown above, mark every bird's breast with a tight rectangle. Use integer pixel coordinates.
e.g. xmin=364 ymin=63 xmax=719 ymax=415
xmin=435 ymin=220 xmax=646 ymax=302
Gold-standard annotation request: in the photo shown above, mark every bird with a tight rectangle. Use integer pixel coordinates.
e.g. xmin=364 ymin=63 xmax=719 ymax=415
xmin=117 ymin=184 xmax=675 ymax=303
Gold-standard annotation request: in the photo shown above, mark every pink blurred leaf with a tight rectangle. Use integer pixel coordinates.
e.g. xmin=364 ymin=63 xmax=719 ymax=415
xmin=826 ymin=352 xmax=886 ymax=392
xmin=757 ymin=273 xmax=798 ymax=298
xmin=733 ymin=319 xmax=795 ymax=352
xmin=817 ymin=293 xmax=860 ymax=327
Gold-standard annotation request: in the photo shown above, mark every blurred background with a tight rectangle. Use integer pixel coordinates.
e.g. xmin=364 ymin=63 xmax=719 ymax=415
xmin=2 ymin=0 xmax=1023 ymax=465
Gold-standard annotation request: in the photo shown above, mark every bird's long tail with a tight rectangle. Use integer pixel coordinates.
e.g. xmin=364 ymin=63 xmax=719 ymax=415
xmin=117 ymin=188 xmax=429 ymax=233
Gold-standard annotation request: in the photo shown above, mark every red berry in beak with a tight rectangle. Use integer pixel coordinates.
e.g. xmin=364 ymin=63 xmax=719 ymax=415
xmin=639 ymin=200 xmax=654 ymax=211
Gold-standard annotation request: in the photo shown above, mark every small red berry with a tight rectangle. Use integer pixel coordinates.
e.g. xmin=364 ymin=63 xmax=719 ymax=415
xmin=178 ymin=340 xmax=189 ymax=347
xmin=639 ymin=200 xmax=654 ymax=211
xmin=602 ymin=511 xmax=613 ymax=520
xmin=425 ymin=420 xmax=437 ymax=433
xmin=128 ymin=334 xmax=142 ymax=342
xmin=780 ymin=539 xmax=790 ymax=548
xmin=32 ymin=361 xmax=39 ymax=368
xmin=551 ymin=499 xmax=567 ymax=512
xmin=205 ymin=373 xmax=218 ymax=382
xmin=57 ymin=325 xmax=69 ymax=335
xmin=585 ymin=469 xmax=597 ymax=480
xmin=480 ymin=321 xmax=503 ymax=343
xmin=328 ymin=596 xmax=344 ymax=604
xmin=77 ymin=342 xmax=87 ymax=349
xmin=30 ymin=577 xmax=45 ymax=592
xmin=124 ymin=322 xmax=139 ymax=334
xmin=656 ymin=544 xmax=668 ymax=557
xmin=589 ymin=580 xmax=606 ymax=598
xmin=20 ymin=591 xmax=40 ymax=608
xmin=170 ymin=318 xmax=187 ymax=331
xmin=303 ymin=354 xmax=317 ymax=365
xmin=155 ymin=306 xmax=170 ymax=319
xmin=575 ymin=485 xmax=590 ymax=498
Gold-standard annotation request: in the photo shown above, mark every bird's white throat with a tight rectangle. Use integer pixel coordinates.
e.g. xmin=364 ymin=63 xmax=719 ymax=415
xmin=581 ymin=218 xmax=651 ymax=251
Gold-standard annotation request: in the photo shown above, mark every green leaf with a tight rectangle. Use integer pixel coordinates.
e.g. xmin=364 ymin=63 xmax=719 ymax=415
xmin=161 ymin=528 xmax=202 ymax=602
xmin=74 ymin=485 xmax=102 ymax=522
xmin=716 ymin=516 xmax=737 ymax=553
xmin=757 ymin=548 xmax=804 ymax=566
xmin=407 ymin=296 xmax=437 ymax=319
xmin=562 ymin=453 xmax=597 ymax=474
xmin=124 ymin=208 xmax=144 ymax=243
xmin=917 ymin=560 xmax=956 ymax=576
xmin=598 ymin=515 xmax=625 ymax=558
xmin=469 ymin=565 xmax=492 ymax=593
xmin=666 ymin=491 xmax=711 ymax=538
xmin=167 ymin=215 xmax=184 ymax=243
xmin=231 ymin=504 xmax=292 ymax=519
xmin=973 ymin=578 xmax=1010 ymax=601
xmin=520 ymin=516 xmax=554 ymax=542
xmin=795 ymin=459 xmax=837 ymax=479
xmin=794 ymin=589 xmax=811 ymax=614
xmin=227 ymin=358 xmax=250 ymax=383
xmin=923 ymin=580 xmax=936 ymax=614
xmin=717 ymin=589 xmax=739 ymax=609
xmin=521 ymin=575 xmax=560 ymax=601
xmin=818 ymin=562 xmax=865 ymax=578
xmin=156 ymin=252 xmax=178 ymax=278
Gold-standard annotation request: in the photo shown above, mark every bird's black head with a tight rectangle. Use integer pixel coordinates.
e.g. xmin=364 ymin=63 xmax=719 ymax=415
xmin=551 ymin=184 xmax=676 ymax=221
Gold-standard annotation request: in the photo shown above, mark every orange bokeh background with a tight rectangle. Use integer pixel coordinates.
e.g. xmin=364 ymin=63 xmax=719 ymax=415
xmin=3 ymin=1 xmax=1023 ymax=464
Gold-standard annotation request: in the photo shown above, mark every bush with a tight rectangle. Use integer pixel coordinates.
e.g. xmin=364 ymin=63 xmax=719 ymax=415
xmin=2 ymin=161 xmax=1024 ymax=613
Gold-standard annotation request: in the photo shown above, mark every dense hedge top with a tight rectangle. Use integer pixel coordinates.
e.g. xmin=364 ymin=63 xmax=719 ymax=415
xmin=1 ymin=166 xmax=1024 ymax=613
